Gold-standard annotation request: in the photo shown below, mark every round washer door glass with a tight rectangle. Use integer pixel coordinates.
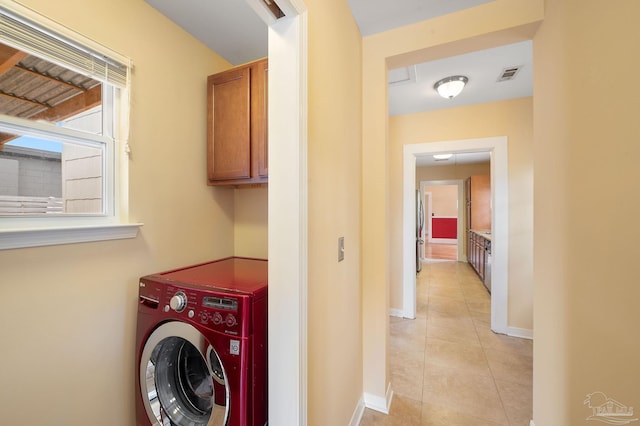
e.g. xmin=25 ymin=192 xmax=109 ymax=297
xmin=140 ymin=322 xmax=230 ymax=426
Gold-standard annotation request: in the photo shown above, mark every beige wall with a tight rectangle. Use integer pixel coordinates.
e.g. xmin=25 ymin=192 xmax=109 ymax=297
xmin=425 ymin=184 xmax=458 ymax=217
xmin=417 ymin=163 xmax=490 ymax=182
xmin=234 ymin=186 xmax=268 ymax=259
xmin=306 ymin=0 xmax=363 ymax=423
xmin=0 ymin=1 xmax=236 ymax=424
xmin=390 ymin=98 xmax=533 ymax=330
xmin=533 ymin=0 xmax=640 ymax=423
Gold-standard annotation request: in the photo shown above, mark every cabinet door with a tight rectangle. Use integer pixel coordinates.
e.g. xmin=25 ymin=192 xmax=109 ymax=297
xmin=207 ymin=66 xmax=251 ymax=182
xmin=478 ymin=237 xmax=485 ymax=281
xmin=252 ymin=59 xmax=268 ymax=178
xmin=470 ymin=233 xmax=476 ymax=270
xmin=470 ymin=175 xmax=491 ymax=229
xmin=473 ymin=235 xmax=479 ymax=276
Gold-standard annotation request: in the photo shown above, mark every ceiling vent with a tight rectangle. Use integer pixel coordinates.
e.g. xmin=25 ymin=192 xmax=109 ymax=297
xmin=388 ymin=66 xmax=417 ymax=86
xmin=497 ymin=66 xmax=521 ymax=82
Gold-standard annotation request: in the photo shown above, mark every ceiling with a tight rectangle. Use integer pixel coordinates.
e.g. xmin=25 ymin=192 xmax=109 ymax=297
xmin=145 ymin=0 xmax=531 ymax=164
xmin=347 ymin=0 xmax=493 ymax=36
xmin=388 ymin=40 xmax=532 ymax=115
xmin=146 ymin=0 xmax=268 ymax=66
xmin=415 ymin=151 xmax=490 ymax=168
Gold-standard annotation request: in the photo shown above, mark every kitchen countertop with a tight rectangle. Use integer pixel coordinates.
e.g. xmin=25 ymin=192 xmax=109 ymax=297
xmin=470 ymin=229 xmax=492 ymax=241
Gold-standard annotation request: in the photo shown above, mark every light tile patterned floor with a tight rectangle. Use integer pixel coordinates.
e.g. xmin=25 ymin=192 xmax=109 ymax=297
xmin=361 ymin=261 xmax=533 ymax=426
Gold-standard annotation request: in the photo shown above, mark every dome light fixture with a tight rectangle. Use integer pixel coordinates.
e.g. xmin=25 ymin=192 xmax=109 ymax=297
xmin=433 ymin=153 xmax=453 ymax=160
xmin=434 ymin=75 xmax=468 ymax=99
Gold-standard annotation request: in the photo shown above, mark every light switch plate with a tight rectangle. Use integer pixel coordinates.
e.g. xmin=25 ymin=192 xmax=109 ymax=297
xmin=338 ymin=237 xmax=344 ymax=262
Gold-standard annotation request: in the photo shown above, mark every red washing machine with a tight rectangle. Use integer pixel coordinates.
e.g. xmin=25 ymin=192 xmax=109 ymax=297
xmin=135 ymin=257 xmax=267 ymax=426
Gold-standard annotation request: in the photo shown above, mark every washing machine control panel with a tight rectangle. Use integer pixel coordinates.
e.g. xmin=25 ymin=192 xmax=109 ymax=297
xmin=199 ymin=295 xmax=240 ymax=332
xmin=150 ymin=285 xmax=248 ymax=336
xmin=202 ymin=297 xmax=237 ymax=326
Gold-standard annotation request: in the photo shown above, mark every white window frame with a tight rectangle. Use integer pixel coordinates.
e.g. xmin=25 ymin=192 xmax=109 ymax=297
xmin=0 ymin=0 xmax=141 ymax=250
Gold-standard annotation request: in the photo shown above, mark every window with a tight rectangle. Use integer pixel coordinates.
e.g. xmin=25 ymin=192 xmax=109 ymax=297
xmin=0 ymin=1 xmax=140 ymax=249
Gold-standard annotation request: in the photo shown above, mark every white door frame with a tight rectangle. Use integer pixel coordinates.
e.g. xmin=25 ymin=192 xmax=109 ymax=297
xmin=248 ymin=0 xmax=308 ymax=424
xmin=424 ymin=190 xmax=431 ymax=259
xmin=403 ymin=137 xmax=508 ymax=335
xmin=424 ymin=190 xmax=431 ymax=239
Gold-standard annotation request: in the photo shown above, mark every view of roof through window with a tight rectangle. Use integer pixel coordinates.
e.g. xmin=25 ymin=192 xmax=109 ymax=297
xmin=0 ymin=41 xmax=109 ymax=216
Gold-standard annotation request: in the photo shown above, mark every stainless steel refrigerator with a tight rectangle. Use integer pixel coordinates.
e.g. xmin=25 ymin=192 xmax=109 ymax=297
xmin=416 ymin=189 xmax=424 ymax=273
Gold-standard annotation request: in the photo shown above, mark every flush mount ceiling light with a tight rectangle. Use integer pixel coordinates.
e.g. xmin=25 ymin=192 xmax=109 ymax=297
xmin=433 ymin=153 xmax=453 ymax=160
xmin=434 ymin=75 xmax=468 ymax=99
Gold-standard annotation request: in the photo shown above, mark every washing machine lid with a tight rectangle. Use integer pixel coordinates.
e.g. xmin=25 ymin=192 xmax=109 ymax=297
xmin=144 ymin=257 xmax=267 ymax=297
xmin=140 ymin=322 xmax=230 ymax=426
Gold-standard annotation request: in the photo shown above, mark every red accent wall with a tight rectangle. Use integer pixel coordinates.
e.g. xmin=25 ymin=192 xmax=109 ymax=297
xmin=432 ymin=217 xmax=457 ymax=239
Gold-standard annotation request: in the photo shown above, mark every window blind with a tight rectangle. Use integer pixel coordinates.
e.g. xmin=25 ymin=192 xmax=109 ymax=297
xmin=0 ymin=6 xmax=129 ymax=88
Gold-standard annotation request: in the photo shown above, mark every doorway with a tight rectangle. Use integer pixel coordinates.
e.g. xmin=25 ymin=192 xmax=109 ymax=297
xmin=402 ymin=136 xmax=508 ymax=335
xmin=420 ymin=180 xmax=464 ymax=262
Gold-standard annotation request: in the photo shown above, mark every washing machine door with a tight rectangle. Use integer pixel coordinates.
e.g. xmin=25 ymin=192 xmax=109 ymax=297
xmin=140 ymin=321 xmax=230 ymax=426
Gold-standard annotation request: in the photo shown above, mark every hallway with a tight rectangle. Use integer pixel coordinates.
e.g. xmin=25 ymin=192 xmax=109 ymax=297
xmin=361 ymin=261 xmax=533 ymax=425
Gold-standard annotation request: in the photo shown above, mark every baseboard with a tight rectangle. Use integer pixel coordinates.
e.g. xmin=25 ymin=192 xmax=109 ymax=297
xmin=348 ymin=395 xmax=365 ymax=426
xmin=507 ymin=326 xmax=533 ymax=340
xmin=363 ymin=383 xmax=393 ymax=414
xmin=389 ymin=308 xmax=404 ymax=318
xmin=530 ymin=420 xmax=535 ymax=426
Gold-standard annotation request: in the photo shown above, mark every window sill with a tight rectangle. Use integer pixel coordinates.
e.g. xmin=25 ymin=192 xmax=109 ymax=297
xmin=0 ymin=223 xmax=143 ymax=250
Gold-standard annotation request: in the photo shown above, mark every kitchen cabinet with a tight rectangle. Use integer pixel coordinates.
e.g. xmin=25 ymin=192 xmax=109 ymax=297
xmin=207 ymin=58 xmax=268 ymax=186
xmin=466 ymin=175 xmax=491 ymax=230
xmin=465 ymin=175 xmax=491 ymax=286
xmin=465 ymin=175 xmax=490 ymax=260
xmin=468 ymin=230 xmax=490 ymax=287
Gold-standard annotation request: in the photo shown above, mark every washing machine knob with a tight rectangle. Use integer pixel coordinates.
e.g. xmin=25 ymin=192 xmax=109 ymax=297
xmin=212 ymin=312 xmax=223 ymax=325
xmin=169 ymin=292 xmax=187 ymax=312
xmin=225 ymin=313 xmax=237 ymax=327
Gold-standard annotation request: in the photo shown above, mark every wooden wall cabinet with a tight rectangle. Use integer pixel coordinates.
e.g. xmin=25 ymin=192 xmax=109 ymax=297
xmin=467 ymin=175 xmax=491 ymax=230
xmin=465 ymin=175 xmax=491 ymax=285
xmin=465 ymin=175 xmax=490 ymax=259
xmin=207 ymin=58 xmax=268 ymax=186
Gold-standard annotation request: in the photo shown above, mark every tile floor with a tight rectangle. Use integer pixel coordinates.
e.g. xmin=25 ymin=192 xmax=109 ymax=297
xmin=360 ymin=260 xmax=533 ymax=425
